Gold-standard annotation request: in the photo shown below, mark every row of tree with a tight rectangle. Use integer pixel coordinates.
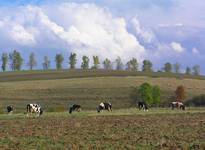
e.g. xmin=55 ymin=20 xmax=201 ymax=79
xmin=0 ymin=50 xmax=201 ymax=75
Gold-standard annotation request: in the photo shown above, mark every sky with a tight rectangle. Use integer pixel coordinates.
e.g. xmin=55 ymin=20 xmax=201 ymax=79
xmin=0 ymin=0 xmax=204 ymax=74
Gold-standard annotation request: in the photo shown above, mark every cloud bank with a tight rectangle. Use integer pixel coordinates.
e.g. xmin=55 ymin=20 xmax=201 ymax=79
xmin=0 ymin=1 xmax=204 ymax=73
xmin=0 ymin=3 xmax=146 ymax=62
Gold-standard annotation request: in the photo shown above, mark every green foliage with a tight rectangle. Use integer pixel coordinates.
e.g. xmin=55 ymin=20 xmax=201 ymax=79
xmin=133 ymin=83 xmax=161 ymax=106
xmin=9 ymin=50 xmax=23 ymax=71
xmin=69 ymin=53 xmax=77 ymax=69
xmin=42 ymin=56 xmax=50 ymax=70
xmin=142 ymin=60 xmax=152 ymax=72
xmin=81 ymin=55 xmax=89 ymax=69
xmin=28 ymin=52 xmax=37 ymax=70
xmin=126 ymin=58 xmax=138 ymax=71
xmin=1 ymin=53 xmax=8 ymax=72
xmin=152 ymin=86 xmax=161 ymax=105
xmin=138 ymin=82 xmax=153 ymax=105
xmin=103 ymin=58 xmax=112 ymax=70
xmin=163 ymin=62 xmax=172 ymax=73
xmin=55 ymin=54 xmax=64 ymax=70
xmin=92 ymin=56 xmax=100 ymax=69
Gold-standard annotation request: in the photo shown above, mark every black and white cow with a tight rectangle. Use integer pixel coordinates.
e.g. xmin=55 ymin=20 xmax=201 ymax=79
xmin=7 ymin=105 xmax=14 ymax=114
xmin=97 ymin=102 xmax=112 ymax=113
xmin=69 ymin=104 xmax=81 ymax=114
xmin=171 ymin=102 xmax=185 ymax=110
xmin=27 ymin=104 xmax=43 ymax=116
xmin=138 ymin=101 xmax=149 ymax=111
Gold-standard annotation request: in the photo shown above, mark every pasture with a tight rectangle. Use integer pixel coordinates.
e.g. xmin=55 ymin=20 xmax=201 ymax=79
xmin=0 ymin=74 xmax=205 ymax=113
xmin=0 ymin=108 xmax=205 ymax=149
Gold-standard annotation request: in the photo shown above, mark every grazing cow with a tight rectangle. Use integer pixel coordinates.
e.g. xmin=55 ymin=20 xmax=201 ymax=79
xmin=69 ymin=104 xmax=81 ymax=114
xmin=97 ymin=102 xmax=112 ymax=113
xmin=7 ymin=105 xmax=14 ymax=114
xmin=171 ymin=102 xmax=185 ymax=110
xmin=138 ymin=101 xmax=149 ymax=111
xmin=27 ymin=104 xmax=43 ymax=116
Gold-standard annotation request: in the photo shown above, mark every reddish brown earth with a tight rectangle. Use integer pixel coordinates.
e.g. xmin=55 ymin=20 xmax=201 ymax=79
xmin=0 ymin=113 xmax=205 ymax=149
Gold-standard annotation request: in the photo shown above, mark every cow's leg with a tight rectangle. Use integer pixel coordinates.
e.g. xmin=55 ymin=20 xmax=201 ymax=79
xmin=171 ymin=104 xmax=174 ymax=110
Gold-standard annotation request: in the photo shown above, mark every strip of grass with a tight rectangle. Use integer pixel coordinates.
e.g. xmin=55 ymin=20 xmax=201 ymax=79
xmin=0 ymin=107 xmax=205 ymax=120
xmin=0 ymin=69 xmax=204 ymax=82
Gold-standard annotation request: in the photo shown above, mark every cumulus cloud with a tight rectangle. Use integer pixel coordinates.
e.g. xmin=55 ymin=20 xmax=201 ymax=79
xmin=170 ymin=42 xmax=184 ymax=53
xmin=131 ymin=16 xmax=155 ymax=43
xmin=0 ymin=3 xmax=146 ymax=62
xmin=9 ymin=24 xmax=36 ymax=46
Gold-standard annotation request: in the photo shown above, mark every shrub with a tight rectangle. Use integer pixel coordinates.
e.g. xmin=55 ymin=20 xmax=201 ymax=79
xmin=185 ymin=94 xmax=205 ymax=107
xmin=131 ymin=82 xmax=161 ymax=106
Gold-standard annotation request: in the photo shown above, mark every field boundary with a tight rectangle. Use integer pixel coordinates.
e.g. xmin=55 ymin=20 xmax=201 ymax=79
xmin=0 ymin=69 xmax=204 ymax=82
xmin=1 ymin=108 xmax=205 ymax=120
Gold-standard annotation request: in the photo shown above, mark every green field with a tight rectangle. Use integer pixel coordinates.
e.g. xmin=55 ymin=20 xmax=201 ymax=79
xmin=0 ymin=70 xmax=205 ymax=113
xmin=0 ymin=108 xmax=205 ymax=149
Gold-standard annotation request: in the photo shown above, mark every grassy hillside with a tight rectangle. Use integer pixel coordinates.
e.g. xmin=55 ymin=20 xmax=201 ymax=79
xmin=0 ymin=70 xmax=205 ymax=113
xmin=0 ymin=69 xmax=204 ymax=82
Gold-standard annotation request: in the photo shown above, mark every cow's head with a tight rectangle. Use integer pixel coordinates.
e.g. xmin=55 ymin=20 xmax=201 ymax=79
xmin=97 ymin=106 xmax=101 ymax=113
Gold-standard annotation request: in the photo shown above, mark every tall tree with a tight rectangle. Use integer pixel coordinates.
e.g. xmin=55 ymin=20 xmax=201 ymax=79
xmin=92 ymin=56 xmax=100 ymax=69
xmin=185 ymin=67 xmax=191 ymax=75
xmin=142 ymin=60 xmax=152 ymax=72
xmin=173 ymin=63 xmax=180 ymax=73
xmin=55 ymin=54 xmax=64 ymax=70
xmin=103 ymin=58 xmax=112 ymax=70
xmin=192 ymin=65 xmax=200 ymax=76
xmin=9 ymin=50 xmax=23 ymax=71
xmin=1 ymin=53 xmax=8 ymax=72
xmin=163 ymin=62 xmax=172 ymax=73
xmin=115 ymin=57 xmax=123 ymax=70
xmin=175 ymin=85 xmax=185 ymax=102
xmin=69 ymin=53 xmax=77 ymax=69
xmin=42 ymin=56 xmax=50 ymax=70
xmin=81 ymin=55 xmax=89 ymax=69
xmin=28 ymin=52 xmax=37 ymax=70
xmin=126 ymin=58 xmax=138 ymax=71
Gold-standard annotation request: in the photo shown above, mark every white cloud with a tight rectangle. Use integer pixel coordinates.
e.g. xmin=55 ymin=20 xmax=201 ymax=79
xmin=192 ymin=47 xmax=199 ymax=54
xmin=170 ymin=42 xmax=184 ymax=53
xmin=9 ymin=24 xmax=36 ymax=46
xmin=158 ymin=23 xmax=184 ymax=28
xmin=0 ymin=3 xmax=146 ymax=62
xmin=131 ymin=16 xmax=155 ymax=43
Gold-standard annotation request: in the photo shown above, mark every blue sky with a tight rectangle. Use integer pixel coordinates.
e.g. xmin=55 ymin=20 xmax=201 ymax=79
xmin=0 ymin=0 xmax=204 ymax=74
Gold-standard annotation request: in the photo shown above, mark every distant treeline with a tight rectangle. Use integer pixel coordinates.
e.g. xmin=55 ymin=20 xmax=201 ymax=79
xmin=0 ymin=50 xmax=201 ymax=76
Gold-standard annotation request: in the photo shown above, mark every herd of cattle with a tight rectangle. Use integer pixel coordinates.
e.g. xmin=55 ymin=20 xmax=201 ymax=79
xmin=5 ymin=101 xmax=185 ymax=117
